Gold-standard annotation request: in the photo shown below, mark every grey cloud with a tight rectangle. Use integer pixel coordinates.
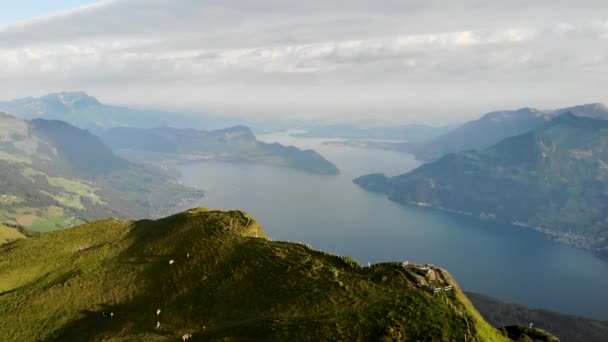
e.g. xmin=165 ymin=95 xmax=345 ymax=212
xmin=0 ymin=0 xmax=607 ymax=123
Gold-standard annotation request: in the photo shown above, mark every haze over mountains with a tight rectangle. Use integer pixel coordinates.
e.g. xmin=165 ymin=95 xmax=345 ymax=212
xmin=411 ymin=103 xmax=608 ymax=161
xmin=328 ymin=103 xmax=608 ymax=163
xmin=0 ymin=92 xmax=240 ymax=133
xmin=292 ymin=123 xmax=452 ymax=142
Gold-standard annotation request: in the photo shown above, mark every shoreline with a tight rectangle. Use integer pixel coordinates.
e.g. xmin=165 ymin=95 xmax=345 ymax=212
xmin=399 ymin=199 xmax=604 ymax=262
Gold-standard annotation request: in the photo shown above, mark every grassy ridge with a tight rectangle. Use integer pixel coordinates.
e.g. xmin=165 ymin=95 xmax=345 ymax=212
xmin=0 ymin=209 xmax=517 ymax=341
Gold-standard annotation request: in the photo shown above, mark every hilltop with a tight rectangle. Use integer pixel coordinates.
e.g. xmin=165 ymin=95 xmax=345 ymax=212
xmin=355 ymin=113 xmax=608 ymax=259
xmin=0 ymin=208 xmax=551 ymax=341
xmin=100 ymin=126 xmax=340 ymax=175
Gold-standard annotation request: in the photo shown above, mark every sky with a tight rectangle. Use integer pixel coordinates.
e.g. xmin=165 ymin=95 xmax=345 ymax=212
xmin=1 ymin=0 xmax=607 ymax=125
xmin=0 ymin=1 xmax=100 ymax=24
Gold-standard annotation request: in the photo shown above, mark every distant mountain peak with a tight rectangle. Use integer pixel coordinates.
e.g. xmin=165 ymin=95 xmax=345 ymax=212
xmin=549 ymin=110 xmax=608 ymax=129
xmin=213 ymin=125 xmax=256 ymax=141
xmin=578 ymin=102 xmax=607 ymax=110
xmin=552 ymin=103 xmax=608 ymax=120
xmin=475 ymin=107 xmax=542 ymax=126
xmin=42 ymin=91 xmax=101 ymax=108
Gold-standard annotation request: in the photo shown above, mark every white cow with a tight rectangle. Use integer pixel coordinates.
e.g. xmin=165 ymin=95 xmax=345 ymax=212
xmin=182 ymin=333 xmax=192 ymax=341
xmin=156 ymin=309 xmax=161 ymax=316
xmin=169 ymin=260 xmax=175 ymax=265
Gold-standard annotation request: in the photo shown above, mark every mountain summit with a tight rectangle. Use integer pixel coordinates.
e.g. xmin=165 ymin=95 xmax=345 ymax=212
xmin=0 ymin=208 xmax=553 ymax=341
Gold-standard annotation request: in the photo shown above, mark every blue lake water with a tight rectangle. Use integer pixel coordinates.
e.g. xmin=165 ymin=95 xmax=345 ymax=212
xmin=178 ymin=131 xmax=608 ymax=320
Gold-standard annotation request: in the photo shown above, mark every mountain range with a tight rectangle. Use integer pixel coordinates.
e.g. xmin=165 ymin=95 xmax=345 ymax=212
xmin=410 ymin=103 xmax=608 ymax=161
xmin=355 ymin=113 xmax=608 ymax=259
xmin=328 ymin=103 xmax=608 ymax=163
xmin=0 ymin=92 xmax=339 ymax=175
xmin=0 ymin=208 xmax=556 ymax=341
xmin=100 ymin=126 xmax=340 ymax=175
xmin=0 ymin=92 xmax=241 ymax=133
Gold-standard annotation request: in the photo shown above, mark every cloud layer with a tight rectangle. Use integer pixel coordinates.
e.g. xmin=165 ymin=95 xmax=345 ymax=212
xmin=1 ymin=0 xmax=607 ymax=123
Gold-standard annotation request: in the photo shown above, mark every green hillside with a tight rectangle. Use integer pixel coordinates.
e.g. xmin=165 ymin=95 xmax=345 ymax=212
xmin=0 ymin=224 xmax=25 ymax=245
xmin=355 ymin=113 xmax=608 ymax=260
xmin=0 ymin=113 xmax=202 ymax=232
xmin=0 ymin=208 xmax=538 ymax=341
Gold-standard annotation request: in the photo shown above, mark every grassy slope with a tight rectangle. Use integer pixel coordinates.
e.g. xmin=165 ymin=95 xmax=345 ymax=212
xmin=0 ymin=209 xmax=511 ymax=341
xmin=0 ymin=114 xmax=203 ymax=232
xmin=0 ymin=225 xmax=25 ymax=245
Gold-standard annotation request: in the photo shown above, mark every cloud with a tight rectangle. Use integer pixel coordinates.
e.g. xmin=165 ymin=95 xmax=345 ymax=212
xmin=0 ymin=0 xmax=607 ymax=124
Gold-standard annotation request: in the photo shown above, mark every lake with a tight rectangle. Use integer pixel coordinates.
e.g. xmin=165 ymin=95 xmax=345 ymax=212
xmin=178 ymin=131 xmax=608 ymax=320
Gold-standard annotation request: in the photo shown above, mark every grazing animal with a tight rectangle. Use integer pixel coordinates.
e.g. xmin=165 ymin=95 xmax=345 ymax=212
xmin=169 ymin=259 xmax=175 ymax=265
xmin=102 ymin=312 xmax=109 ymax=318
xmin=156 ymin=321 xmax=161 ymax=329
xmin=156 ymin=309 xmax=161 ymax=316
xmin=182 ymin=333 xmax=193 ymax=341
xmin=110 ymin=312 xmax=114 ymax=319
xmin=186 ymin=253 xmax=190 ymax=258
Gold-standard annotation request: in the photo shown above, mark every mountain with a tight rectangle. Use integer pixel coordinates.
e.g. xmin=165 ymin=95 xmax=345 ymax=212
xmin=411 ymin=103 xmax=608 ymax=161
xmin=552 ymin=103 xmax=608 ymax=119
xmin=468 ymin=292 xmax=608 ymax=342
xmin=355 ymin=113 xmax=608 ymax=259
xmin=291 ymin=123 xmax=453 ymax=142
xmin=0 ymin=91 xmax=241 ymax=133
xmin=411 ymin=107 xmax=551 ymax=161
xmin=29 ymin=119 xmax=129 ymax=178
xmin=0 ymin=113 xmax=202 ymax=234
xmin=100 ymin=126 xmax=340 ymax=175
xmin=0 ymin=208 xmax=553 ymax=341
xmin=332 ymin=104 xmax=608 ymax=162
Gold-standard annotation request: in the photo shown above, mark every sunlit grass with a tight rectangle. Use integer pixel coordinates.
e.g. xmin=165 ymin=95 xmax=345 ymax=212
xmin=0 ymin=209 xmax=511 ymax=341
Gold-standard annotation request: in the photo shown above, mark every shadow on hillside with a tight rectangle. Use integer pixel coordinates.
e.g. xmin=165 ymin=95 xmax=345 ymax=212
xmin=45 ymin=307 xmax=124 ymax=342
